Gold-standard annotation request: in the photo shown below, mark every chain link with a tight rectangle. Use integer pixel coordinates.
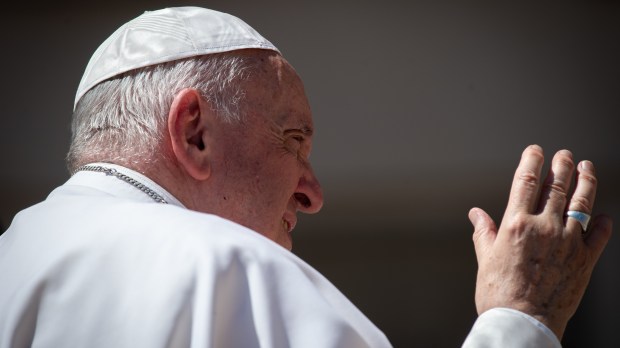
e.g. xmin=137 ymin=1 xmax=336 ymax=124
xmin=76 ymin=165 xmax=168 ymax=204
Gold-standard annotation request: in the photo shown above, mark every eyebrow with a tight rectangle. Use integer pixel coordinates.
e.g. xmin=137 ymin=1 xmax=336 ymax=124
xmin=300 ymin=126 xmax=314 ymax=136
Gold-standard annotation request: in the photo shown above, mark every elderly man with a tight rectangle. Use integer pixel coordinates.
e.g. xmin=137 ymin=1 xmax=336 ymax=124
xmin=0 ymin=6 xmax=611 ymax=348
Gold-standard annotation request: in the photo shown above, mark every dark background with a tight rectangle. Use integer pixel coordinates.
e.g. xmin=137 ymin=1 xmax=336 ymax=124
xmin=2 ymin=1 xmax=619 ymax=346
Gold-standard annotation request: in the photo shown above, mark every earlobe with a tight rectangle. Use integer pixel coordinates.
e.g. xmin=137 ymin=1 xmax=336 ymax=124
xmin=167 ymin=88 xmax=211 ymax=181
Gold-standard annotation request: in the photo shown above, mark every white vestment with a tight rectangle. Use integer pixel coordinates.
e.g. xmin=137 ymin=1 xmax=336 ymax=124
xmin=0 ymin=164 xmax=560 ymax=347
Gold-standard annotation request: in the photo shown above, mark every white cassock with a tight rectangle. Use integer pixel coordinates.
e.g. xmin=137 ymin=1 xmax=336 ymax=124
xmin=0 ymin=164 xmax=560 ymax=347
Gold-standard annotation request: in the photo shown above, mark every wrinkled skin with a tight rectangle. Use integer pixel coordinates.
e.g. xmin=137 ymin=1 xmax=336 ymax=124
xmin=469 ymin=145 xmax=612 ymax=339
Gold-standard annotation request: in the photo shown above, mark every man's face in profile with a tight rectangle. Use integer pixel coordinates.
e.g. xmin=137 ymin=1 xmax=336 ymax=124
xmin=203 ymin=51 xmax=324 ymax=250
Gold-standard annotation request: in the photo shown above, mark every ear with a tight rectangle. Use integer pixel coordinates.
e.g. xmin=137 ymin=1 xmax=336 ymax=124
xmin=167 ymin=88 xmax=212 ymax=181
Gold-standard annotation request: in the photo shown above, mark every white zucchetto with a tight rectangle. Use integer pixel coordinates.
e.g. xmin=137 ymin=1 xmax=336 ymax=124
xmin=74 ymin=7 xmax=279 ymax=109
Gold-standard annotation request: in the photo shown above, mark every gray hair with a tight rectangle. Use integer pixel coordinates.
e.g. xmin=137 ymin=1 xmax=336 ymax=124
xmin=67 ymin=51 xmax=262 ymax=173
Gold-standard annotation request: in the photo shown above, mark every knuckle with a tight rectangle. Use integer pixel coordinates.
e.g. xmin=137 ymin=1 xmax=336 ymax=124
xmin=472 ymin=225 xmax=490 ymax=242
xmin=472 ymin=230 xmax=482 ymax=243
xmin=545 ymin=180 xmax=568 ymax=199
xmin=508 ymin=213 xmax=531 ymax=234
xmin=579 ymin=173 xmax=598 ymax=186
xmin=506 ymin=213 xmax=562 ymax=238
xmin=555 ymin=156 xmax=575 ymax=170
xmin=540 ymin=220 xmax=561 ymax=235
xmin=518 ymin=169 xmax=539 ymax=188
xmin=570 ymin=196 xmax=592 ymax=213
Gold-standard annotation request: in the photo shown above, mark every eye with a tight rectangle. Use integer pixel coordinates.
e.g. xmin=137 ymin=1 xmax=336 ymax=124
xmin=283 ymin=128 xmax=313 ymax=159
xmin=284 ymin=134 xmax=303 ymax=153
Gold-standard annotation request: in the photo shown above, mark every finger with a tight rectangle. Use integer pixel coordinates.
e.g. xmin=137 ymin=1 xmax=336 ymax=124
xmin=506 ymin=145 xmax=545 ymax=215
xmin=469 ymin=207 xmax=498 ymax=262
xmin=540 ymin=150 xmax=575 ymax=216
xmin=583 ymin=215 xmax=612 ymax=262
xmin=566 ymin=161 xmax=597 ymax=232
xmin=568 ymin=161 xmax=597 ymax=214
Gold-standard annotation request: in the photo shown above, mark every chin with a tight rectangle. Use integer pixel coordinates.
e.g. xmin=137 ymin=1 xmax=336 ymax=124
xmin=276 ymin=232 xmax=293 ymax=251
xmin=254 ymin=225 xmax=293 ymax=250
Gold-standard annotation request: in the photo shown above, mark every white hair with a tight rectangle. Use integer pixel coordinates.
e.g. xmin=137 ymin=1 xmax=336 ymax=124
xmin=67 ymin=51 xmax=264 ymax=173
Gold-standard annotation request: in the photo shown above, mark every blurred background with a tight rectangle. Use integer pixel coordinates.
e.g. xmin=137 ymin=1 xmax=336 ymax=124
xmin=2 ymin=0 xmax=618 ymax=346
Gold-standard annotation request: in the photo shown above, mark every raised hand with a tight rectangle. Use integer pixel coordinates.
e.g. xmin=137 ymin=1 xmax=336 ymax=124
xmin=468 ymin=145 xmax=612 ymax=339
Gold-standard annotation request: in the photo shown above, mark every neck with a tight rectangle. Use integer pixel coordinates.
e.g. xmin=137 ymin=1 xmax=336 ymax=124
xmin=134 ymin=159 xmax=204 ymax=212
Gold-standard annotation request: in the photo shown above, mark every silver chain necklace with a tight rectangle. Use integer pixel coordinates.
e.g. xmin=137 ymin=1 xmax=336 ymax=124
xmin=76 ymin=165 xmax=168 ymax=204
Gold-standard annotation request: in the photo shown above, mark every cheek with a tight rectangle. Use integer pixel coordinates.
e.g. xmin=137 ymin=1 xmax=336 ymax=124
xmin=254 ymin=165 xmax=292 ymax=200
xmin=231 ymin=155 xmax=283 ymax=203
xmin=250 ymin=163 xmax=302 ymax=217
xmin=229 ymin=139 xmax=302 ymax=206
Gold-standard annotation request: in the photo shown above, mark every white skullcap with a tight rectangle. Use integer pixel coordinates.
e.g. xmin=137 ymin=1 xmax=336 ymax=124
xmin=74 ymin=6 xmax=279 ymax=109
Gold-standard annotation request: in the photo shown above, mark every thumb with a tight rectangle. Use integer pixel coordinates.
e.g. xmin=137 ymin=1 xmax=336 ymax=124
xmin=469 ymin=207 xmax=498 ymax=260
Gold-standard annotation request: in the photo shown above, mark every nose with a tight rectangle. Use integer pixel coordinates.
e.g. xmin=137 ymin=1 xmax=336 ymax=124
xmin=294 ymin=164 xmax=324 ymax=214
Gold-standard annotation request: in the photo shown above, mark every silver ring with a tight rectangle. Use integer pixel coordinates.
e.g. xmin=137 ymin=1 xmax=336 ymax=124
xmin=566 ymin=210 xmax=591 ymax=232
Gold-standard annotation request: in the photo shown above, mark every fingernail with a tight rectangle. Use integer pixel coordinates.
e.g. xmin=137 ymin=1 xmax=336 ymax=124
xmin=559 ymin=149 xmax=573 ymax=158
xmin=529 ymin=144 xmax=542 ymax=151
xmin=580 ymin=161 xmax=593 ymax=171
xmin=468 ymin=208 xmax=480 ymax=223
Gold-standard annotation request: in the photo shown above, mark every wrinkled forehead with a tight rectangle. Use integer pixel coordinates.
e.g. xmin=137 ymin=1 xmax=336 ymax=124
xmin=240 ymin=52 xmax=313 ymax=127
xmin=254 ymin=53 xmax=307 ymax=99
xmin=244 ymin=50 xmax=299 ymax=83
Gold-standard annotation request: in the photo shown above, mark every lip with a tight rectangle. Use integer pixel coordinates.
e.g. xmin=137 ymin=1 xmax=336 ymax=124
xmin=282 ymin=213 xmax=297 ymax=233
